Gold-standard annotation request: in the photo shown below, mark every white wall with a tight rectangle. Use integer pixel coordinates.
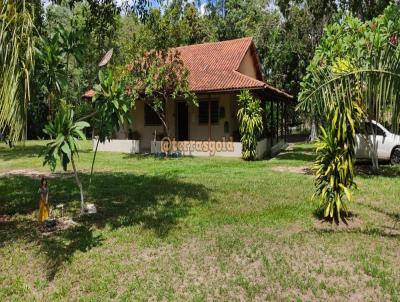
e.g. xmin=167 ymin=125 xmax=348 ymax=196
xmin=116 ymin=93 xmax=241 ymax=152
xmin=93 ymin=139 xmax=140 ymax=154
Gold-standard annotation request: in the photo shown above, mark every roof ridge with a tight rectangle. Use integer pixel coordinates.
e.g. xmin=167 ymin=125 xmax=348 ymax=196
xmin=175 ymin=37 xmax=253 ymax=50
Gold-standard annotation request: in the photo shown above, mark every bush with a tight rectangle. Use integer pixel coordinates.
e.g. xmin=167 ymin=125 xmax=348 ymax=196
xmin=237 ymin=90 xmax=264 ymax=160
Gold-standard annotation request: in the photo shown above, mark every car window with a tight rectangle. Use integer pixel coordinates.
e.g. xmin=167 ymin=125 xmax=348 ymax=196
xmin=365 ymin=123 xmax=385 ymax=136
xmin=357 ymin=123 xmax=385 ymax=136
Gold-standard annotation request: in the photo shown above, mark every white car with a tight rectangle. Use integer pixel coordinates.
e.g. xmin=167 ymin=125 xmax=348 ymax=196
xmin=355 ymin=120 xmax=400 ymax=164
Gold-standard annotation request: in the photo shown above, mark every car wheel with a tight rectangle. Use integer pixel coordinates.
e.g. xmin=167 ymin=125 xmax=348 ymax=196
xmin=390 ymin=147 xmax=400 ymax=165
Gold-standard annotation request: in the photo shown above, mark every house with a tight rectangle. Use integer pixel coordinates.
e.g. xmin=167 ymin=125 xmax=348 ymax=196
xmin=91 ymin=37 xmax=292 ymax=158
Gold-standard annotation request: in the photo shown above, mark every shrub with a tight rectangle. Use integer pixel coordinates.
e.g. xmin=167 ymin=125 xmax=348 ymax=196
xmin=237 ymin=90 xmax=264 ymax=160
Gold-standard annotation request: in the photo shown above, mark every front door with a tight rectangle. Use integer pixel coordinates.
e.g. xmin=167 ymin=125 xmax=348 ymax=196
xmin=176 ymin=102 xmax=189 ymax=141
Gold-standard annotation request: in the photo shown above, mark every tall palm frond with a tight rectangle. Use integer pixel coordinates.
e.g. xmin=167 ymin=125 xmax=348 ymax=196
xmin=297 ymin=45 xmax=400 ymax=133
xmin=0 ymin=1 xmax=36 ymax=141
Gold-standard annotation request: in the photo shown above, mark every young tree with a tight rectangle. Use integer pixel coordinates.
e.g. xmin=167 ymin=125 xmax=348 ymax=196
xmin=299 ymin=5 xmax=400 ymax=170
xmin=298 ymin=5 xmax=400 ymax=220
xmin=125 ymin=49 xmax=196 ymax=137
xmin=237 ymin=90 xmax=264 ymax=161
xmin=43 ymin=105 xmax=89 ymax=214
xmin=89 ymin=68 xmax=133 ymax=186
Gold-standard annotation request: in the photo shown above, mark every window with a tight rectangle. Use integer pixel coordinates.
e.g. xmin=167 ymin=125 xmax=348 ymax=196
xmin=144 ymin=104 xmax=162 ymax=126
xmin=198 ymin=100 xmax=219 ymax=124
xmin=198 ymin=101 xmax=208 ymax=124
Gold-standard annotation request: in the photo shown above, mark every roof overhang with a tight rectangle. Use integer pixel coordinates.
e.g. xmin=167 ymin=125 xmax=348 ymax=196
xmin=195 ymin=86 xmax=293 ymax=102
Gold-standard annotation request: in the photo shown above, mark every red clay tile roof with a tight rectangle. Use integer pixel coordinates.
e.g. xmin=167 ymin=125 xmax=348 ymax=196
xmin=84 ymin=38 xmax=292 ymax=100
xmin=175 ymin=37 xmax=292 ymax=99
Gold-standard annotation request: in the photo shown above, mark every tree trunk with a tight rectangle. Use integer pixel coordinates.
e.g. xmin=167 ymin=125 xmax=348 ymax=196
xmin=89 ymin=138 xmax=100 ymax=187
xmin=160 ymin=116 xmax=170 ymax=138
xmin=71 ymin=156 xmax=85 ymax=214
xmin=310 ymin=118 xmax=318 ymax=142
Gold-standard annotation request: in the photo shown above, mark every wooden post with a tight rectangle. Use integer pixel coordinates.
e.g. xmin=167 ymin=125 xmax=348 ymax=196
xmin=280 ymin=101 xmax=285 ymax=138
xmin=208 ymin=99 xmax=211 ymax=140
xmin=270 ymin=101 xmax=274 ymax=146
xmin=276 ymin=100 xmax=279 ymax=141
xmin=284 ymin=101 xmax=287 ymax=141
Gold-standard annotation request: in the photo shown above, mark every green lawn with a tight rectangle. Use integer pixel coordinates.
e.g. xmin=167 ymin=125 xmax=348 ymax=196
xmin=1 ymin=141 xmax=399 ymax=301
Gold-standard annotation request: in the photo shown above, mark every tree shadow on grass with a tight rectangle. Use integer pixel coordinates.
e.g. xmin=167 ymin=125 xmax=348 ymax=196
xmin=0 ymin=142 xmax=91 ymax=162
xmin=273 ymin=145 xmax=316 ymax=163
xmin=356 ymin=202 xmax=400 ymax=228
xmin=0 ymin=176 xmax=78 ymax=215
xmin=355 ymin=163 xmax=400 ymax=178
xmin=0 ymin=217 xmax=103 ymax=281
xmin=307 ymin=202 xmax=400 ymax=239
xmin=0 ymin=172 xmax=210 ymax=279
xmin=39 ymin=225 xmax=103 ymax=280
xmin=0 ymin=144 xmax=45 ymax=161
xmin=309 ymin=227 xmax=400 ymax=238
xmin=85 ymin=172 xmax=210 ymax=237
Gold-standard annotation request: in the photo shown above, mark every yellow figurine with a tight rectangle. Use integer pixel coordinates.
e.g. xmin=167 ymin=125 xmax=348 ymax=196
xmin=38 ymin=177 xmax=49 ymax=222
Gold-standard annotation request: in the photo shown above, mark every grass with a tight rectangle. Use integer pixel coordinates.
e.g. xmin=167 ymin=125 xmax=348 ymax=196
xmin=0 ymin=140 xmax=399 ymax=301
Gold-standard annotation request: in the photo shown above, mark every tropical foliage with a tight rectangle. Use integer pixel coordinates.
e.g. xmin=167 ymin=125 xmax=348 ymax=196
xmin=37 ymin=29 xmax=68 ymax=118
xmin=124 ymin=49 xmax=196 ymax=137
xmin=298 ymin=4 xmax=400 ymax=220
xmin=42 ymin=105 xmax=89 ymax=213
xmin=89 ymin=69 xmax=133 ymax=185
xmin=0 ymin=1 xmax=36 ymax=141
xmin=237 ymin=90 xmax=264 ymax=161
xmin=2 ymin=0 xmax=395 ymax=143
xmin=312 ymin=86 xmax=365 ymax=219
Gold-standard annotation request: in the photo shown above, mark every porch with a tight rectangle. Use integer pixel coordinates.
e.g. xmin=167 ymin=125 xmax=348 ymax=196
xmin=94 ymin=89 xmax=290 ymax=159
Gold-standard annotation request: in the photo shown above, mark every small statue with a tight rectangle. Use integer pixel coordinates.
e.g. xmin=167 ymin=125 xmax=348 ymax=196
xmin=38 ymin=177 xmax=50 ymax=223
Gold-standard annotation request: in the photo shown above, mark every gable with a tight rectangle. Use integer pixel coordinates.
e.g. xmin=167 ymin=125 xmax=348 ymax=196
xmin=238 ymin=49 xmax=259 ymax=80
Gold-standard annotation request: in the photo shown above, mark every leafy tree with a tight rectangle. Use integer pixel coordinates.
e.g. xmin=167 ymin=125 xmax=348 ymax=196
xmin=237 ymin=90 xmax=264 ymax=160
xmin=59 ymin=25 xmax=84 ymax=75
xmin=114 ymin=15 xmax=142 ymax=66
xmin=298 ymin=5 xmax=400 ymax=220
xmin=204 ymin=0 xmax=263 ymax=40
xmin=180 ymin=3 xmax=216 ymax=44
xmin=89 ymin=69 xmax=133 ymax=185
xmin=0 ymin=1 xmax=36 ymax=141
xmin=337 ymin=0 xmax=392 ymax=21
xmin=37 ymin=30 xmax=68 ymax=118
xmin=125 ymin=49 xmax=196 ymax=137
xmin=299 ymin=5 xmax=400 ymax=169
xmin=311 ymin=59 xmax=365 ymax=220
xmin=43 ymin=105 xmax=89 ymax=213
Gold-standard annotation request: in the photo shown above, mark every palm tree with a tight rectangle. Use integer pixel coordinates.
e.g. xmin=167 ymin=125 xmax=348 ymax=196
xmin=0 ymin=1 xmax=35 ymax=141
xmin=298 ymin=46 xmax=400 ymax=171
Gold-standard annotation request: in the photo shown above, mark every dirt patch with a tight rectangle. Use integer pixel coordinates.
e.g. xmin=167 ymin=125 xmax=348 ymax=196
xmin=39 ymin=217 xmax=79 ymax=236
xmin=271 ymin=165 xmax=314 ymax=175
xmin=0 ymin=169 xmax=73 ymax=179
xmin=314 ymin=212 xmax=364 ymax=231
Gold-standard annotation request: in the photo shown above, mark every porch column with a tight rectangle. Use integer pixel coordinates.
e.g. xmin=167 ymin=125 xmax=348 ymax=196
xmin=280 ymin=100 xmax=284 ymax=140
xmin=270 ymin=101 xmax=274 ymax=145
xmin=208 ymin=98 xmax=211 ymax=140
xmin=276 ymin=100 xmax=280 ymax=142
xmin=284 ymin=101 xmax=288 ymax=141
